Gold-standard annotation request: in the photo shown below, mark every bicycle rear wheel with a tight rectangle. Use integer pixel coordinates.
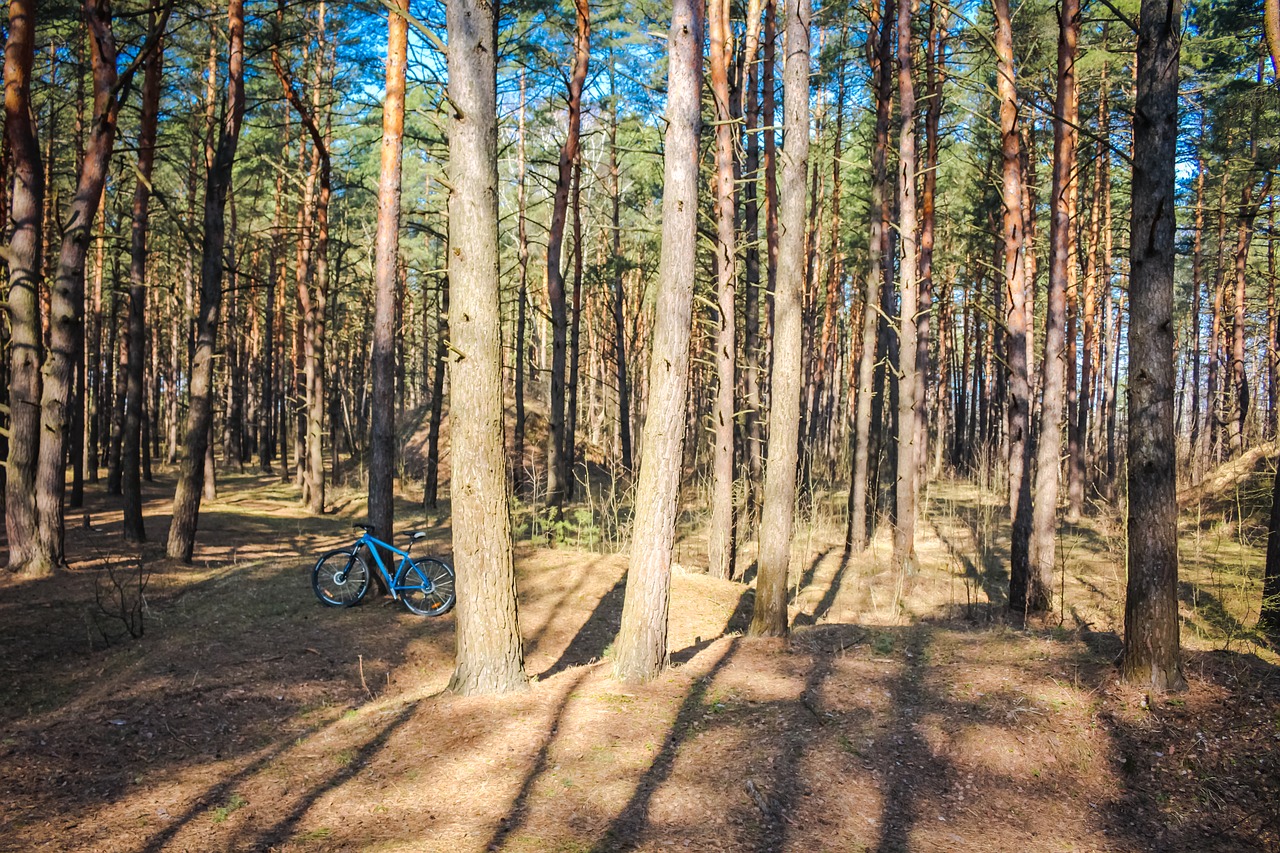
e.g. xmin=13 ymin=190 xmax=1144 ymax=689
xmin=313 ymin=549 xmax=371 ymax=607
xmin=395 ymin=558 xmax=455 ymax=616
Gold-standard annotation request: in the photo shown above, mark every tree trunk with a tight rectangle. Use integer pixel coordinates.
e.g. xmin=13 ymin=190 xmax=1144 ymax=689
xmin=123 ymin=16 xmax=164 ymax=543
xmin=545 ymin=0 xmax=590 ymax=507
xmin=708 ymin=0 xmax=736 ymax=581
xmin=3 ymin=0 xmax=44 ymax=574
xmin=1121 ymin=0 xmax=1185 ymax=692
xmin=612 ymin=0 xmax=703 ymax=682
xmin=847 ymin=0 xmax=893 ymax=553
xmin=1028 ymin=0 xmax=1079 ymax=613
xmin=369 ymin=0 xmax=407 ymax=545
xmin=34 ymin=0 xmax=124 ymax=572
xmin=995 ymin=0 xmax=1032 ymax=612
xmin=565 ymin=154 xmax=584 ymax=499
xmin=1230 ymin=176 xmax=1270 ymax=456
xmin=750 ymin=0 xmax=808 ymax=637
xmin=892 ymin=0 xmax=920 ymax=575
xmin=514 ymin=71 xmax=530 ymax=482
xmin=1261 ymin=455 xmax=1280 ymax=635
xmin=424 ymin=272 xmax=447 ymax=510
xmin=444 ymin=0 xmax=528 ymax=695
xmin=167 ymin=0 xmax=245 ymax=562
xmin=608 ymin=68 xmax=632 ymax=473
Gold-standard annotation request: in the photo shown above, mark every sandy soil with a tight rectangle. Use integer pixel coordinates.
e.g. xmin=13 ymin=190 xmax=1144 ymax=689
xmin=0 ymin=472 xmax=1277 ymax=852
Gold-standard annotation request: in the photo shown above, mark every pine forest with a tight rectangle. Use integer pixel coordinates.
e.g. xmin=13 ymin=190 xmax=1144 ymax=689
xmin=1 ymin=0 xmax=1279 ymax=849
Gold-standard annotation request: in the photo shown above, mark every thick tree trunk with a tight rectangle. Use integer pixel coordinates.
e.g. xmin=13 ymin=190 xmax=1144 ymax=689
xmin=3 ymin=0 xmax=44 ymax=574
xmin=708 ymin=0 xmax=736 ymax=581
xmin=612 ymin=0 xmax=703 ymax=682
xmin=1121 ymin=0 xmax=1185 ymax=692
xmin=545 ymin=0 xmax=590 ymax=507
xmin=34 ymin=0 xmax=123 ymax=571
xmin=749 ymin=0 xmax=808 ymax=638
xmin=167 ymin=0 xmax=245 ymax=562
xmin=369 ymin=0 xmax=407 ymax=545
xmin=1028 ymin=0 xmax=1079 ymax=613
xmin=892 ymin=0 xmax=920 ymax=575
xmin=995 ymin=0 xmax=1032 ymax=612
xmin=444 ymin=0 xmax=528 ymax=695
xmin=123 ymin=19 xmax=164 ymax=543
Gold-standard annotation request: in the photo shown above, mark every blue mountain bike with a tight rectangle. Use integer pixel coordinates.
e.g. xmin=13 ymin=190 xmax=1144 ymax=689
xmin=312 ymin=524 xmax=455 ymax=616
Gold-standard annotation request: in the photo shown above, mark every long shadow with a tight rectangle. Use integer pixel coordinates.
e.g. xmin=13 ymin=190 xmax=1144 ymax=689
xmin=948 ymin=504 xmax=1010 ymax=608
xmin=670 ymin=585 xmax=755 ymax=665
xmin=1097 ymin=648 xmax=1280 ymax=852
xmin=539 ymin=573 xmax=628 ymax=679
xmin=874 ymin=626 xmax=951 ymax=853
xmin=794 ymin=552 xmax=851 ymax=627
xmin=761 ymin=634 xmax=838 ymax=852
xmin=486 ymin=668 xmax=593 ymax=851
xmin=590 ymin=639 xmax=741 ymax=852
xmin=139 ymin=715 xmax=338 ymax=853
xmin=1177 ymin=579 xmax=1258 ymax=643
xmin=247 ymin=703 xmax=417 ymax=849
xmin=793 ymin=547 xmax=835 ymax=599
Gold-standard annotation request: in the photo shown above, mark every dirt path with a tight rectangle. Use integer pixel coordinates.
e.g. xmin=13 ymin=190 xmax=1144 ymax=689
xmin=0 ymin=477 xmax=1277 ymax=851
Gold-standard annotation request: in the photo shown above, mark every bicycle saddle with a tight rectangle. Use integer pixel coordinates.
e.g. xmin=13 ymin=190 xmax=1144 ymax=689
xmin=353 ymin=523 xmax=375 ymax=532
xmin=403 ymin=530 xmax=428 ymax=542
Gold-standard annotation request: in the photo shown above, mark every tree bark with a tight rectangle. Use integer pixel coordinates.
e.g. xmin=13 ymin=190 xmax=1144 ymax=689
xmin=3 ymin=0 xmax=44 ymax=574
xmin=369 ymin=0 xmax=407 ymax=545
xmin=1028 ymin=0 xmax=1079 ymax=613
xmin=892 ymin=0 xmax=920 ymax=575
xmin=995 ymin=0 xmax=1032 ymax=612
xmin=612 ymin=0 xmax=703 ymax=681
xmin=846 ymin=0 xmax=893 ymax=553
xmin=750 ymin=0 xmax=808 ymax=637
xmin=444 ymin=0 xmax=528 ymax=695
xmin=34 ymin=0 xmax=125 ymax=571
xmin=545 ymin=0 xmax=590 ymax=507
xmin=708 ymin=0 xmax=736 ymax=581
xmin=1121 ymin=0 xmax=1185 ymax=692
xmin=123 ymin=15 xmax=164 ymax=543
xmin=167 ymin=0 xmax=246 ymax=562
xmin=608 ymin=67 xmax=632 ymax=472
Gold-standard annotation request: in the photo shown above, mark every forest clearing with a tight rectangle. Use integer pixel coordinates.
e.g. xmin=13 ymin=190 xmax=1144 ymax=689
xmin=4 ymin=0 xmax=1280 ymax=848
xmin=0 ymin=461 xmax=1277 ymax=852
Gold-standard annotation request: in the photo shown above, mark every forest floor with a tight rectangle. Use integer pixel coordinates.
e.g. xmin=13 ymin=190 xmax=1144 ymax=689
xmin=1 ymin=470 xmax=1279 ymax=852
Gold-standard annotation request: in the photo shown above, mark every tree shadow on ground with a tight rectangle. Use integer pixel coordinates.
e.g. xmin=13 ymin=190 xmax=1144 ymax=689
xmin=485 ymin=668 xmax=594 ymax=851
xmin=872 ymin=626 xmax=951 ymax=853
xmin=793 ymin=551 xmax=850 ymax=627
xmin=1097 ymin=647 xmax=1280 ymax=852
xmin=1177 ymin=579 xmax=1262 ymax=645
xmin=539 ymin=573 xmax=628 ymax=679
xmin=589 ymin=639 xmax=742 ymax=852
xmin=243 ymin=703 xmax=417 ymax=849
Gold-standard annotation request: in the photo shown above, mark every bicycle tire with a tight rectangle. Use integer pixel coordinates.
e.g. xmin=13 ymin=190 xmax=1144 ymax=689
xmin=312 ymin=549 xmax=371 ymax=607
xmin=395 ymin=558 xmax=455 ymax=617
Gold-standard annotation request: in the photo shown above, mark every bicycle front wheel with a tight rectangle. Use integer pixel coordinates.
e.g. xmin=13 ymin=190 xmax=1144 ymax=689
xmin=395 ymin=558 xmax=455 ymax=616
xmin=313 ymin=549 xmax=371 ymax=607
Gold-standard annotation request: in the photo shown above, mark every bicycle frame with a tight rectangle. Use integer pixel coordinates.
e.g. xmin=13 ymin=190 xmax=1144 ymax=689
xmin=353 ymin=532 xmax=427 ymax=598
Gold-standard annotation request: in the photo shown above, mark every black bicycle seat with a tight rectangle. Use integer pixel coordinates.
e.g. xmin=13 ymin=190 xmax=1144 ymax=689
xmin=354 ymin=523 xmax=375 ymax=532
xmin=403 ymin=530 xmax=428 ymax=542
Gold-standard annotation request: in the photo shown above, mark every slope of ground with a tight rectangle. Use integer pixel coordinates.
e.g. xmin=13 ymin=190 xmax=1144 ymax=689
xmin=0 ymin=472 xmax=1277 ymax=851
